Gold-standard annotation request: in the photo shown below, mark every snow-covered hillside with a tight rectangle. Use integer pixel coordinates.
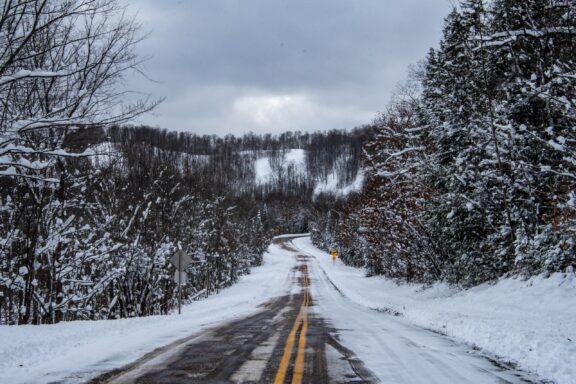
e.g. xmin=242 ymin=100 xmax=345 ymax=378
xmin=252 ymin=148 xmax=364 ymax=196
xmin=88 ymin=142 xmax=118 ymax=167
xmin=93 ymin=140 xmax=363 ymax=197
xmin=254 ymin=149 xmax=307 ymax=185
xmin=313 ymin=169 xmax=365 ymax=198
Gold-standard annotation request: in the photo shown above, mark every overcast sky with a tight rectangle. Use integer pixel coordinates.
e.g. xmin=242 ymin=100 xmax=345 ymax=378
xmin=123 ymin=0 xmax=453 ymax=136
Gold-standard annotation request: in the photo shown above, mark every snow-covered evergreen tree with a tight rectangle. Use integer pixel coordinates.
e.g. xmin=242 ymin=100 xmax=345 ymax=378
xmin=486 ymin=0 xmax=576 ymax=274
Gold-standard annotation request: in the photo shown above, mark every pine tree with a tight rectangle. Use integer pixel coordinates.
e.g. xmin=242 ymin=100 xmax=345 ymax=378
xmin=486 ymin=0 xmax=576 ymax=274
xmin=422 ymin=4 xmax=511 ymax=285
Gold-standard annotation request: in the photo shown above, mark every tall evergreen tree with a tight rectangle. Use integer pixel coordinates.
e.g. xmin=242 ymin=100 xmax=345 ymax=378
xmin=486 ymin=0 xmax=576 ymax=274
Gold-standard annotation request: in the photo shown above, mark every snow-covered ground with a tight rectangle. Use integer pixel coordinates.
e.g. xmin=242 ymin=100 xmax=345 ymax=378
xmin=313 ymin=169 xmax=365 ymax=198
xmin=254 ymin=148 xmax=307 ymax=185
xmin=253 ymin=148 xmax=365 ymax=197
xmin=0 ymin=243 xmax=297 ymax=384
xmin=88 ymin=142 xmax=118 ymax=167
xmin=255 ymin=156 xmax=275 ymax=184
xmin=293 ymin=236 xmax=576 ymax=384
xmin=2 ymin=236 xmax=573 ymax=384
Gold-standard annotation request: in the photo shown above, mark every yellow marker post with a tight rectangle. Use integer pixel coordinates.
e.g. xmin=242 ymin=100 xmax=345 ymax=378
xmin=331 ymin=249 xmax=337 ymax=264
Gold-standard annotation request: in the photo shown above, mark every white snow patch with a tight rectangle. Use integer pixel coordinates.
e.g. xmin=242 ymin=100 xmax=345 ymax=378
xmin=548 ymin=139 xmax=565 ymax=152
xmin=255 ymin=157 xmax=273 ymax=185
xmin=89 ymin=142 xmax=118 ymax=167
xmin=313 ymin=169 xmax=365 ymax=198
xmin=254 ymin=149 xmax=307 ymax=186
xmin=283 ymin=148 xmax=306 ymax=166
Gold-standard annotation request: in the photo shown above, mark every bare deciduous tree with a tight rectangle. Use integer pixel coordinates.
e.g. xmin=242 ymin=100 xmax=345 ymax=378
xmin=0 ymin=0 xmax=160 ymax=181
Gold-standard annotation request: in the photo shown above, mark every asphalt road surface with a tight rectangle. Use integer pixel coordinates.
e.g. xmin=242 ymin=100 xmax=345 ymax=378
xmin=90 ymin=236 xmax=540 ymax=384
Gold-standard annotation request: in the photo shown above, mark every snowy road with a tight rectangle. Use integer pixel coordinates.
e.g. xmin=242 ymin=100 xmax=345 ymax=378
xmin=88 ymin=235 xmax=540 ymax=384
xmin=295 ymin=237 xmax=541 ymax=384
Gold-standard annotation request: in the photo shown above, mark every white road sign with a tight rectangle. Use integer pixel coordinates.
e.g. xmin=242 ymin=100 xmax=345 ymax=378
xmin=174 ymin=270 xmax=187 ymax=285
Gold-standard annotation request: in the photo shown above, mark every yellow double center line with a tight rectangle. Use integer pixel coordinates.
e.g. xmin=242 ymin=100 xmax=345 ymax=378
xmin=274 ymin=264 xmax=310 ymax=384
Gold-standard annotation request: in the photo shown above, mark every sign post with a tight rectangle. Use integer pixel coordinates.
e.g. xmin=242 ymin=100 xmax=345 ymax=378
xmin=331 ymin=249 xmax=338 ymax=264
xmin=170 ymin=250 xmax=193 ymax=314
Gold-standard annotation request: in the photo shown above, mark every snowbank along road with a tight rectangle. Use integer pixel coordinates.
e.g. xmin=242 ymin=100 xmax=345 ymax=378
xmin=87 ymin=235 xmax=541 ymax=384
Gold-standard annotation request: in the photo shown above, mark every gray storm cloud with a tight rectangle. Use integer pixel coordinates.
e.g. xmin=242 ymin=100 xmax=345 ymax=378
xmin=124 ymin=0 xmax=452 ymax=135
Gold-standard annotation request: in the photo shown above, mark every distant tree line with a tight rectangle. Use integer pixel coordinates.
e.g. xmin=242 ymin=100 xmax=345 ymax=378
xmin=102 ymin=125 xmax=367 ymax=235
xmin=106 ymin=125 xmax=366 ymax=193
xmin=309 ymin=0 xmax=575 ymax=286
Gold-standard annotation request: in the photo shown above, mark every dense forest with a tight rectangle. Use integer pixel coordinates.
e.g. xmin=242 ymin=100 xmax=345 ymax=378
xmin=1 ymin=120 xmax=366 ymax=324
xmin=310 ymin=0 xmax=575 ymax=287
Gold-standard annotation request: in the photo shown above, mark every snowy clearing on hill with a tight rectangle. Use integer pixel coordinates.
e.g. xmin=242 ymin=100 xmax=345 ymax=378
xmin=313 ymin=169 xmax=365 ymax=198
xmin=254 ymin=148 xmax=307 ymax=185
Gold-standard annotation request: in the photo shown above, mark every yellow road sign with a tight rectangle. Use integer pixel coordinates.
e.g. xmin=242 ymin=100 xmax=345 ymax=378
xmin=330 ymin=249 xmax=337 ymax=263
